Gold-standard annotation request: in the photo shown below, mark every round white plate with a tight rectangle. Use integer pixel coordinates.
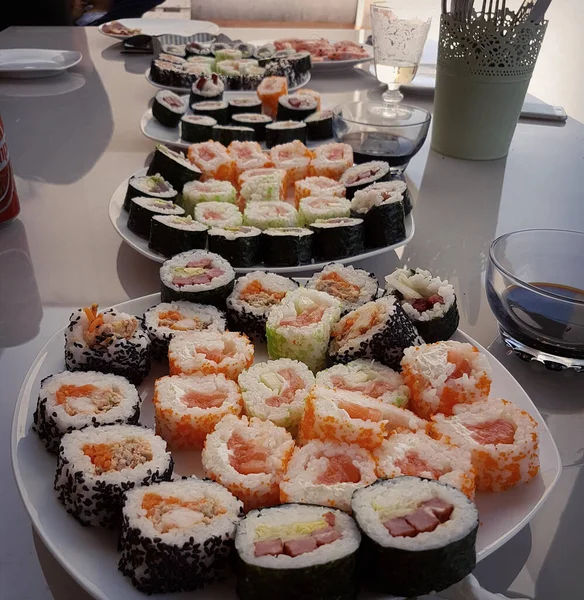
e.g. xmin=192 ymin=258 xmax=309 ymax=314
xmin=98 ymin=18 xmax=219 ymax=40
xmin=108 ymin=168 xmax=415 ymax=274
xmin=11 ymin=291 xmax=562 ymax=600
xmin=0 ymin=49 xmax=82 ymax=79
xmin=369 ymin=63 xmax=436 ymax=95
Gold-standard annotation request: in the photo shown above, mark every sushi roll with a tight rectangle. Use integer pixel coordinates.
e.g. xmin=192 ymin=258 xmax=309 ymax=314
xmin=270 ymin=140 xmax=312 ymax=182
xmin=127 ymin=197 xmax=184 ymax=239
xmin=213 ymin=124 xmax=255 ymax=145
xmin=375 ymin=430 xmax=476 ymax=498
xmin=168 ymin=330 xmax=254 ymax=380
xmin=401 ymin=341 xmax=492 ymax=418
xmin=180 ymin=114 xmax=217 ymax=143
xmin=355 ymin=179 xmax=413 ymax=217
xmin=266 ymin=288 xmax=342 ymax=372
xmin=298 ymin=196 xmax=351 ymax=226
xmin=147 ymin=144 xmax=201 ymax=192
xmin=277 ymin=93 xmax=318 ymax=121
xmin=150 ymin=59 xmax=181 ymax=87
xmin=54 ymin=424 xmax=173 ymax=528
xmin=226 ymin=271 xmax=299 ymax=341
xmin=208 ymin=225 xmax=262 ymax=268
xmin=153 ymin=373 xmax=242 ymax=449
xmin=148 ymin=215 xmax=208 ymax=258
xmin=235 ymin=42 xmax=256 ymax=59
xmin=262 ymin=227 xmax=313 ymax=267
xmin=328 ymin=296 xmax=424 ymax=371
xmin=350 ymin=186 xmax=406 ymax=249
xmin=340 ymin=161 xmax=390 ymax=200
xmin=232 ymin=113 xmax=273 ymax=142
xmin=215 ymin=48 xmax=243 ymax=62
xmin=309 ymin=217 xmax=365 ymax=261
xmin=228 ymin=141 xmax=271 ymax=179
xmin=229 ymin=97 xmax=263 ymax=117
xmin=182 ymin=179 xmax=237 ymax=214
xmin=210 ymin=42 xmax=231 ymax=55
xmin=294 ymin=176 xmax=346 ymax=207
xmin=118 ymin=479 xmax=242 ymax=594
xmin=157 ymin=53 xmax=186 ymax=66
xmin=234 ymin=504 xmax=361 ymax=600
xmin=243 ymin=201 xmax=298 ymax=230
xmin=253 ymin=43 xmax=276 ymax=60
xmin=191 ymin=100 xmax=230 ymax=125
xmin=185 ymin=41 xmax=212 ymax=56
xmin=305 ymin=264 xmax=378 ymax=314
xmin=186 ymin=55 xmax=216 ymax=68
xmin=309 ymin=143 xmax=354 ymax=181
xmin=431 ymin=398 xmax=540 ymax=492
xmin=387 ymin=175 xmax=413 ymax=215
xmin=257 ymin=76 xmax=288 ymax=118
xmin=33 ymin=371 xmax=141 ymax=454
xmin=240 ymin=174 xmax=284 ymax=207
xmin=182 ymin=62 xmax=212 ymax=81
xmin=351 ymin=477 xmax=478 ymax=598
xmin=189 ymin=73 xmax=224 ymax=105
xmin=280 ymin=441 xmax=377 ymax=512
xmin=123 ymin=173 xmax=177 ymax=211
xmin=304 ymin=110 xmax=333 ymax=141
xmin=295 ymin=89 xmax=321 ymax=110
xmin=64 ymin=304 xmax=151 ymax=385
xmin=194 ymin=201 xmax=243 ymax=228
xmin=160 ymin=43 xmax=185 ymax=58
xmin=266 ymin=121 xmax=307 ymax=149
xmin=152 ymin=90 xmax=187 ymax=128
xmin=385 ymin=268 xmax=460 ymax=343
xmin=238 ymin=167 xmax=287 ymax=193
xmin=159 ymin=249 xmax=235 ymax=306
xmin=143 ymin=300 xmax=226 ymax=360
xmin=202 ymin=414 xmax=295 ymax=511
xmin=238 ymin=358 xmax=315 ymax=432
xmin=187 ymin=140 xmax=234 ymax=181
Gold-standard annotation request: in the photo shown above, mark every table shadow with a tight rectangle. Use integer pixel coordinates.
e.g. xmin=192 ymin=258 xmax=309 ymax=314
xmin=100 ymin=43 xmax=153 ymax=75
xmin=116 ymin=241 xmax=160 ymax=299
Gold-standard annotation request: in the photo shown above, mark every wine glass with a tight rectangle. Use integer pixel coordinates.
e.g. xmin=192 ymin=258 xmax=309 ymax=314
xmin=370 ymin=3 xmax=431 ymax=118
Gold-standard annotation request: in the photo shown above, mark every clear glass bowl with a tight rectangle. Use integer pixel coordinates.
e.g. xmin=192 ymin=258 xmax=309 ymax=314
xmin=332 ymin=101 xmax=431 ymax=173
xmin=487 ymin=229 xmax=584 ymax=370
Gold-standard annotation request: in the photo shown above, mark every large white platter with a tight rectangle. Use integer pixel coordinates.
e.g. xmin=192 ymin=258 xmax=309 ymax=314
xmin=11 ymin=291 xmax=562 ymax=600
xmin=98 ymin=18 xmax=219 ymax=40
xmin=108 ymin=168 xmax=415 ymax=274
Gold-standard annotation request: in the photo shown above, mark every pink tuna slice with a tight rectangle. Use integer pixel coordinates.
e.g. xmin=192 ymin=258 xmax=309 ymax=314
xmin=323 ymin=512 xmax=336 ymax=527
xmin=173 ymin=274 xmax=211 ymax=286
xmin=384 ymin=517 xmax=417 ymax=537
xmin=421 ymin=498 xmax=453 ymax=522
xmin=313 ymin=529 xmax=342 ymax=546
xmin=284 ymin=537 xmax=318 ymax=557
xmin=254 ymin=539 xmax=284 ymax=557
xmin=186 ymin=258 xmax=212 ymax=268
xmin=405 ymin=508 xmax=440 ymax=533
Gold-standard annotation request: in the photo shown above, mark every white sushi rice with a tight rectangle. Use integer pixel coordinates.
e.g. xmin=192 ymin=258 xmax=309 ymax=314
xmin=208 ymin=226 xmax=261 ymax=240
xmin=129 ymin=174 xmax=176 ymax=199
xmin=183 ymin=179 xmax=237 ymax=206
xmin=151 ymin=215 xmax=208 ymax=232
xmin=130 ymin=196 xmax=183 ymax=214
xmin=194 ymin=201 xmax=243 ymax=228
xmin=270 ymin=140 xmax=311 ymax=182
xmin=309 ymin=143 xmax=354 ymax=179
xmin=298 ymin=196 xmax=351 ymax=225
xmin=240 ymin=174 xmax=284 ymax=204
xmin=351 ymin=182 xmax=406 ymax=214
xmin=243 ymin=201 xmax=298 ymax=229
xmin=155 ymin=90 xmax=187 ymax=114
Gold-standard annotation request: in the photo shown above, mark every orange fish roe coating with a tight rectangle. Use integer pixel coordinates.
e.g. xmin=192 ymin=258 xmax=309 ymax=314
xmin=431 ymin=398 xmax=540 ymax=492
xmin=187 ymin=141 xmax=234 ymax=183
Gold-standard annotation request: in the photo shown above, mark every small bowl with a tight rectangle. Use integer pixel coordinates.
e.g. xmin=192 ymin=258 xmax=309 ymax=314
xmin=332 ymin=101 xmax=431 ymax=173
xmin=486 ymin=229 xmax=584 ymax=370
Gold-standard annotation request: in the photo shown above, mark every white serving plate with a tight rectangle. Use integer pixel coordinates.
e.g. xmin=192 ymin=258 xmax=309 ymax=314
xmin=0 ymin=49 xmax=82 ymax=79
xmin=11 ymin=291 xmax=562 ymax=600
xmin=108 ymin=168 xmax=415 ymax=274
xmin=98 ymin=18 xmax=219 ymax=40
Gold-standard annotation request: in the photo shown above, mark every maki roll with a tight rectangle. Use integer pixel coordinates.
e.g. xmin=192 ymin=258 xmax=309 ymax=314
xmin=187 ymin=55 xmax=216 ymax=68
xmin=257 ymin=76 xmax=288 ymax=118
xmin=143 ymin=300 xmax=226 ymax=360
xmin=270 ymin=140 xmax=312 ymax=182
xmin=123 ymin=173 xmax=177 ymax=211
xmin=157 ymin=53 xmax=186 ymax=66
xmin=148 ymin=215 xmax=208 ymax=259
xmin=153 ymin=373 xmax=242 ymax=450
xmin=151 ymin=59 xmax=179 ymax=87
xmin=228 ymin=141 xmax=271 ymax=180
xmin=214 ymin=48 xmax=243 ymax=62
xmin=118 ymin=479 xmax=243 ymax=594
xmin=159 ymin=249 xmax=235 ymax=306
xmin=191 ymin=100 xmax=230 ymax=125
xmin=234 ymin=504 xmax=360 ymax=600
xmin=238 ymin=358 xmax=315 ymax=433
xmin=127 ymin=196 xmax=184 ymax=239
xmin=208 ymin=225 xmax=262 ymax=268
xmin=294 ymin=176 xmax=346 ymax=207
xmin=304 ymin=110 xmax=333 ymax=141
xmin=181 ymin=114 xmax=216 ymax=143
xmin=160 ymin=43 xmax=185 ymax=58
xmin=296 ymin=89 xmax=322 ymax=110
xmin=189 ymin=73 xmax=224 ymax=105
xmin=266 ymin=288 xmax=342 ymax=372
xmin=243 ymin=201 xmax=298 ymax=230
xmin=226 ymin=271 xmax=299 ymax=341
xmin=183 ymin=179 xmax=237 ymax=214
xmin=210 ymin=42 xmax=231 ymax=55
xmin=306 ymin=264 xmax=378 ymax=314
xmin=215 ymin=60 xmax=242 ymax=90
xmin=235 ymin=42 xmax=256 ymax=58
xmin=147 ymin=144 xmax=201 ymax=191
xmin=194 ymin=201 xmax=243 ymax=228
xmin=280 ymin=441 xmax=377 ymax=511
xmin=185 ymin=41 xmax=212 ymax=56
xmin=299 ymin=196 xmax=351 ymax=226
xmin=355 ymin=180 xmax=412 ymax=217
xmin=187 ymin=140 xmax=234 ymax=181
xmin=232 ymin=113 xmax=273 ymax=142
xmin=202 ymin=414 xmax=295 ymax=510
xmin=240 ymin=65 xmax=267 ymax=90
xmin=340 ymin=161 xmax=390 ymax=199
xmin=266 ymin=121 xmax=307 ymax=149
xmin=262 ymin=227 xmax=313 ymax=267
xmin=328 ymin=296 xmax=424 ymax=371
xmin=387 ymin=175 xmax=413 ymax=215
xmin=351 ymin=477 xmax=478 ymax=597
xmin=309 ymin=217 xmax=365 ymax=261
xmin=309 ymin=143 xmax=354 ymax=180
xmin=213 ymin=124 xmax=255 ymax=145
xmin=385 ymin=267 xmax=460 ymax=343
xmin=54 ymin=424 xmax=172 ymax=528
xmin=240 ymin=173 xmax=285 ymax=206
xmin=64 ymin=304 xmax=151 ymax=385
xmin=182 ymin=62 xmax=212 ymax=81
xmin=238 ymin=167 xmax=287 ymax=193
xmin=277 ymin=93 xmax=318 ymax=121
xmin=33 ymin=371 xmax=141 ymax=454
xmin=152 ymin=90 xmax=187 ymax=128
xmin=229 ymin=97 xmax=263 ymax=117
xmin=253 ymin=43 xmax=276 ymax=60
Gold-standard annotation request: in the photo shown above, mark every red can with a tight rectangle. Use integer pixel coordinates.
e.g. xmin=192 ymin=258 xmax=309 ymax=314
xmin=0 ymin=113 xmax=20 ymax=226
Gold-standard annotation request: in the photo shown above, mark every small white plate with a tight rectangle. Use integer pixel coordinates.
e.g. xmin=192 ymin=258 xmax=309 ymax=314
xmin=0 ymin=49 xmax=82 ymax=79
xmin=98 ymin=18 xmax=219 ymax=40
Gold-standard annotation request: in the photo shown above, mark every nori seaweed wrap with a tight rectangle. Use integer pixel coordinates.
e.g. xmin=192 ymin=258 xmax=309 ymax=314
xmin=351 ymin=194 xmax=406 ymax=249
xmin=265 ymin=121 xmax=307 ymax=149
xmin=277 ymin=94 xmax=318 ymax=121
xmin=232 ymin=113 xmax=273 ymax=142
xmin=339 ymin=161 xmax=391 ymax=200
xmin=212 ymin=124 xmax=255 ymax=144
xmin=229 ymin=97 xmax=263 ymax=117
xmin=148 ymin=215 xmax=208 ymax=258
xmin=146 ymin=144 xmax=201 ymax=192
xmin=180 ymin=114 xmax=217 ymax=143
xmin=127 ymin=197 xmax=184 ymax=239
xmin=191 ymin=100 xmax=230 ymax=125
xmin=152 ymin=90 xmax=187 ymax=128
xmin=309 ymin=217 xmax=365 ymax=261
xmin=304 ymin=110 xmax=334 ymax=141
xmin=207 ymin=225 xmax=262 ymax=268
xmin=262 ymin=227 xmax=313 ymax=267
xmin=123 ymin=173 xmax=178 ymax=211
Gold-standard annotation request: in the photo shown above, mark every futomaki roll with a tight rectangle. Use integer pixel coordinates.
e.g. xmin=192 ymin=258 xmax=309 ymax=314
xmin=266 ymin=121 xmax=307 ymax=148
xmin=309 ymin=217 xmax=365 ymax=261
xmin=257 ymin=76 xmax=288 ymax=118
xmin=226 ymin=271 xmax=299 ymax=341
xmin=243 ymin=201 xmax=298 ymax=230
xmin=152 ymin=90 xmax=187 ymax=127
xmin=328 ymin=296 xmax=423 ymax=371
xmin=182 ymin=179 xmax=237 ymax=215
xmin=123 ymin=173 xmax=177 ymax=211
xmin=64 ymin=304 xmax=151 ymax=385
xmin=191 ymin=100 xmax=230 ymax=125
xmin=33 ymin=371 xmax=141 ymax=454
xmin=159 ymin=250 xmax=235 ymax=306
xmin=294 ymin=176 xmax=346 ymax=207
xmin=146 ymin=144 xmax=201 ymax=191
xmin=262 ymin=227 xmax=313 ymax=267
xmin=54 ymin=424 xmax=173 ymax=527
xmin=194 ymin=201 xmax=243 ymax=228
xmin=208 ymin=225 xmax=262 ymax=268
xmin=180 ymin=114 xmax=217 ymax=143
xmin=229 ymin=97 xmax=263 ymax=117
xmin=202 ymin=414 xmax=295 ymax=511
xmin=187 ymin=140 xmax=234 ymax=181
xmin=127 ymin=197 xmax=184 ymax=239
xmin=189 ymin=73 xmax=224 ymax=105
xmin=351 ymin=477 xmax=478 ymax=597
xmin=298 ymin=196 xmax=351 ymax=225
xmin=232 ymin=113 xmax=273 ymax=142
xmin=340 ymin=161 xmax=390 ymax=199
xmin=238 ymin=358 xmax=315 ymax=432
xmin=118 ymin=479 xmax=242 ymax=594
xmin=143 ymin=301 xmax=226 ymax=360
xmin=385 ymin=268 xmax=460 ymax=343
xmin=309 ymin=143 xmax=353 ymax=181
xmin=148 ymin=215 xmax=208 ymax=258
xmin=213 ymin=124 xmax=255 ymax=145
xmin=304 ymin=110 xmax=334 ymax=141
xmin=277 ymin=93 xmax=318 ymax=121
xmin=153 ymin=373 xmax=242 ymax=449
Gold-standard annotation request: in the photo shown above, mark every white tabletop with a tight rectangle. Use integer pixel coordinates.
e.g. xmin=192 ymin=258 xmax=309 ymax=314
xmin=0 ymin=23 xmax=583 ymax=600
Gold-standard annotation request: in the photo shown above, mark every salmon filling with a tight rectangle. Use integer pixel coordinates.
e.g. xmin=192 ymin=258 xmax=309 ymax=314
xmin=315 ymin=454 xmax=361 ymax=485
xmin=330 ymin=376 xmax=399 ymax=400
xmin=280 ymin=305 xmax=325 ymax=327
xmin=265 ymin=368 xmax=306 ymax=407
xmin=314 ymin=272 xmax=360 ymax=303
xmin=158 ymin=310 xmax=205 ymax=331
xmin=82 ymin=304 xmax=137 ymax=347
xmin=56 ymin=384 xmax=122 ymax=417
xmin=181 ymin=389 xmax=226 ymax=409
xmin=332 ymin=305 xmax=383 ymax=346
xmin=447 ymin=349 xmax=474 ymax=379
xmin=381 ymin=497 xmax=454 ymax=538
xmin=466 ymin=419 xmax=516 ymax=445
xmin=394 ymin=450 xmax=447 ymax=480
xmin=240 ymin=280 xmax=287 ymax=308
xmin=228 ymin=431 xmax=270 ymax=475
xmin=338 ymin=400 xmax=383 ymax=422
xmin=83 ymin=438 xmax=152 ymax=475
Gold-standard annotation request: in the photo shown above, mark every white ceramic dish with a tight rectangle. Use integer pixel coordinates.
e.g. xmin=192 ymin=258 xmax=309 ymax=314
xmin=11 ymin=291 xmax=562 ymax=600
xmin=98 ymin=18 xmax=219 ymax=40
xmin=0 ymin=49 xmax=82 ymax=79
xmin=108 ymin=168 xmax=415 ymax=274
